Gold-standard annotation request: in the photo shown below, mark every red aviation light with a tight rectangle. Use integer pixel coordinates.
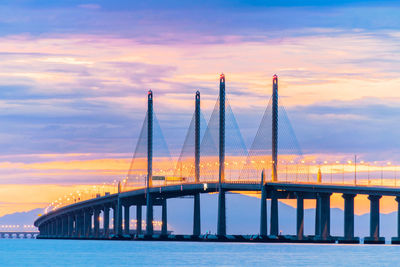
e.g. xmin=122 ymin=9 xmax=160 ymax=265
xmin=220 ymin=73 xmax=225 ymax=79
xmin=273 ymin=74 xmax=278 ymax=86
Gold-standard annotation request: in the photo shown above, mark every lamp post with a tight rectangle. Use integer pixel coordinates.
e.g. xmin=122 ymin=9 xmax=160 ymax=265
xmin=354 ymin=155 xmax=357 ymax=186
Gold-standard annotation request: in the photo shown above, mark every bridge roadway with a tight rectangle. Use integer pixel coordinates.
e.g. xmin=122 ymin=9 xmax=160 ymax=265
xmin=34 ymin=181 xmax=400 ymax=244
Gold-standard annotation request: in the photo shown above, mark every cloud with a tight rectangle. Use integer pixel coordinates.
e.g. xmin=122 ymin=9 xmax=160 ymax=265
xmin=78 ymin=4 xmax=101 ymax=10
xmin=2 ymin=0 xmax=400 ymax=216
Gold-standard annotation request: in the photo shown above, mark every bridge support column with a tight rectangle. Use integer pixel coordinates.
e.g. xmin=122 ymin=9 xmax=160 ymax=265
xmin=58 ymin=218 xmax=63 ymax=237
xmin=68 ymin=214 xmax=73 ymax=237
xmin=114 ymin=200 xmax=122 ymax=237
xmin=43 ymin=225 xmax=46 ymax=237
xmin=43 ymin=223 xmax=47 ymax=236
xmin=48 ymin=222 xmax=51 ymax=236
xmin=103 ymin=206 xmax=110 ymax=238
xmin=136 ymin=205 xmax=142 ymax=235
xmin=317 ymin=193 xmax=331 ymax=241
xmin=77 ymin=212 xmax=84 ymax=238
xmin=339 ymin=194 xmax=359 ymax=243
xmin=124 ymin=205 xmax=130 ymax=236
xmin=53 ymin=219 xmax=57 ymax=237
xmin=49 ymin=222 xmax=53 ymax=236
xmin=40 ymin=224 xmax=45 ymax=237
xmin=43 ymin=223 xmax=46 ymax=236
xmin=260 ymin=183 xmax=268 ymax=236
xmin=63 ymin=216 xmax=68 ymax=237
xmin=59 ymin=217 xmax=63 ymax=237
xmin=55 ymin=218 xmax=60 ymax=237
xmin=365 ymin=195 xmax=384 ymax=244
xmin=217 ymin=188 xmax=226 ymax=236
xmin=93 ymin=208 xmax=100 ymax=238
xmin=270 ymin=190 xmax=279 ymax=236
xmin=162 ymin=198 xmax=168 ymax=236
xmin=315 ymin=196 xmax=320 ymax=237
xmin=193 ymin=193 xmax=201 ymax=236
xmin=73 ymin=214 xmax=78 ymax=237
xmin=84 ymin=210 xmax=92 ymax=238
xmin=146 ymin=193 xmax=154 ymax=236
xmin=392 ymin=196 xmax=400 ymax=244
xmin=113 ymin=204 xmax=118 ymax=237
xmin=74 ymin=213 xmax=80 ymax=237
xmin=54 ymin=220 xmax=58 ymax=236
xmin=40 ymin=223 xmax=44 ymax=237
xmin=56 ymin=218 xmax=61 ymax=237
xmin=296 ymin=192 xmax=304 ymax=240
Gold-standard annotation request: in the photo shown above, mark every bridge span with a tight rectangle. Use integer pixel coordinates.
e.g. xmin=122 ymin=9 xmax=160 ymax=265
xmin=34 ymin=74 xmax=400 ymax=244
xmin=34 ymin=180 xmax=400 ymax=244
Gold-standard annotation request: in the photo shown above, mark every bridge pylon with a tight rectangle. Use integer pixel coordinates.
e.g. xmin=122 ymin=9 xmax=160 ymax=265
xmin=193 ymin=91 xmax=201 ymax=236
xmin=272 ymin=74 xmax=278 ymax=182
xmin=217 ymin=73 xmax=226 ymax=236
xmin=146 ymin=90 xmax=154 ymax=235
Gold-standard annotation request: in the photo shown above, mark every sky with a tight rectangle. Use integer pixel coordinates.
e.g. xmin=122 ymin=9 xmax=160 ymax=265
xmin=2 ymin=0 xmax=400 ymax=216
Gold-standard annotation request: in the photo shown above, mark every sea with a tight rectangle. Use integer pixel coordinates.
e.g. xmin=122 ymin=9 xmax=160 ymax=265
xmin=1 ymin=239 xmax=400 ymax=266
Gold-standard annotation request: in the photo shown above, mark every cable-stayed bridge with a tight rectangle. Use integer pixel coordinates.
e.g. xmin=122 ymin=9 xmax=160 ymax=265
xmin=35 ymin=74 xmax=400 ymax=244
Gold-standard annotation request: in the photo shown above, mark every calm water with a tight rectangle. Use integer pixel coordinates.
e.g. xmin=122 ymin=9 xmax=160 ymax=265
xmin=1 ymin=239 xmax=400 ymax=266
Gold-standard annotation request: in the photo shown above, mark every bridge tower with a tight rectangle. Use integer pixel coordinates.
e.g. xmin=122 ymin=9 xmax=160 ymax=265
xmin=146 ymin=90 xmax=154 ymax=235
xmin=217 ymin=73 xmax=226 ymax=236
xmin=270 ymin=74 xmax=280 ymax=236
xmin=272 ymin=74 xmax=278 ymax=182
xmin=193 ymin=91 xmax=201 ymax=235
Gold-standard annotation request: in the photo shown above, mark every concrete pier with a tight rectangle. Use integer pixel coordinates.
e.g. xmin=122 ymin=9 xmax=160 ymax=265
xmin=296 ymin=193 xmax=304 ymax=240
xmin=315 ymin=197 xmax=320 ymax=237
xmin=193 ymin=193 xmax=201 ymax=235
xmin=146 ymin=194 xmax=154 ymax=235
xmin=364 ymin=195 xmax=384 ymax=244
xmin=84 ymin=209 xmax=92 ymax=237
xmin=94 ymin=208 xmax=100 ymax=238
xmin=103 ymin=206 xmax=110 ymax=238
xmin=339 ymin=194 xmax=359 ymax=243
xmin=270 ymin=191 xmax=279 ymax=236
xmin=162 ymin=198 xmax=167 ymax=236
xmin=79 ymin=213 xmax=84 ymax=237
xmin=392 ymin=196 xmax=400 ymax=244
xmin=124 ymin=205 xmax=130 ymax=235
xmin=217 ymin=189 xmax=226 ymax=236
xmin=318 ymin=193 xmax=331 ymax=241
xmin=260 ymin=181 xmax=267 ymax=236
xmin=136 ymin=205 xmax=142 ymax=235
xmin=115 ymin=199 xmax=123 ymax=237
xmin=68 ymin=214 xmax=73 ymax=237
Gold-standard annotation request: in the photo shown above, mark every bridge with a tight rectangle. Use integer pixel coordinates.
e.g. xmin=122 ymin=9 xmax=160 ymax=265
xmin=34 ymin=74 xmax=400 ymax=244
xmin=0 ymin=232 xmax=39 ymax=239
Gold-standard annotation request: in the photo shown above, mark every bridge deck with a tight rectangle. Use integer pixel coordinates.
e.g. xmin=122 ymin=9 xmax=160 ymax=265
xmin=35 ymin=181 xmax=400 ymax=227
